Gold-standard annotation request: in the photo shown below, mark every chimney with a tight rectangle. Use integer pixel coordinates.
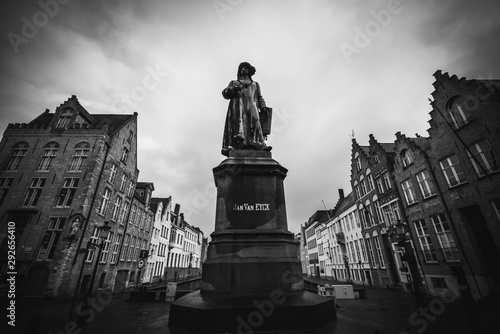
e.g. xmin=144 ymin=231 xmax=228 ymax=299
xmin=338 ymin=189 xmax=344 ymax=200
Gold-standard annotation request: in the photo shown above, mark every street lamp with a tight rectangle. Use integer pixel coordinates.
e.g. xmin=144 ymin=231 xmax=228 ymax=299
xmin=387 ymin=220 xmax=425 ymax=306
xmin=68 ymin=221 xmax=112 ymax=322
xmin=86 ymin=221 xmax=111 ymax=297
xmin=358 ymin=260 xmax=367 ymax=299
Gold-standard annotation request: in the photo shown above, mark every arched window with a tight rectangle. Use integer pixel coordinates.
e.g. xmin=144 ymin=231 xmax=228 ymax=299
xmin=69 ymin=142 xmax=90 ymax=171
xmin=366 ymin=169 xmax=374 ymax=191
xmin=355 ymin=152 xmax=361 ymax=172
xmin=360 ymin=175 xmax=367 ymax=196
xmin=38 ymin=142 xmax=59 ymax=171
xmin=56 ymin=108 xmax=74 ymax=128
xmin=353 ymin=180 xmax=361 ymax=199
xmin=401 ymin=150 xmax=412 ymax=167
xmin=6 ymin=142 xmax=29 ymax=171
xmin=446 ymin=95 xmax=473 ymax=129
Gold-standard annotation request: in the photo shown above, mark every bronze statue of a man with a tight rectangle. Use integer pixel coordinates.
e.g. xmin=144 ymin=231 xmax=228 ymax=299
xmin=221 ymin=62 xmax=272 ymax=156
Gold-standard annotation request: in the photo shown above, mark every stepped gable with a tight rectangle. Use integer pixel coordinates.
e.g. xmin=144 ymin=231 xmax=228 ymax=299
xmin=394 ymin=131 xmax=430 ymax=160
xmin=22 ymin=95 xmax=136 ymax=135
xmin=432 ymin=70 xmax=500 ymax=99
xmin=429 ymin=71 xmax=500 ymax=136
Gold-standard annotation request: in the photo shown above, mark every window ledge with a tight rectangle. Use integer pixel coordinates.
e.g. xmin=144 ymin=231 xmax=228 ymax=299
xmin=421 ymin=194 xmax=438 ymax=201
xmin=447 ymin=181 xmax=468 ymax=190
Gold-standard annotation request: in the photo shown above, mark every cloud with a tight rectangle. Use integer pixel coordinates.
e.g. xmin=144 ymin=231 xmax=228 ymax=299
xmin=0 ymin=0 xmax=499 ymax=236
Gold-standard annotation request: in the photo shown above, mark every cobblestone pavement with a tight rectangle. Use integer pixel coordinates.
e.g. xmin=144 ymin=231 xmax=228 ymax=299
xmin=10 ymin=281 xmax=499 ymax=334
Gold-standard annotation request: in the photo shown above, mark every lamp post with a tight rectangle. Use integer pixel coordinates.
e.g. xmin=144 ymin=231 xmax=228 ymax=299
xmin=358 ymin=260 xmax=367 ymax=299
xmin=68 ymin=221 xmax=111 ymax=322
xmin=388 ymin=220 xmax=425 ymax=307
xmin=86 ymin=221 xmax=111 ymax=297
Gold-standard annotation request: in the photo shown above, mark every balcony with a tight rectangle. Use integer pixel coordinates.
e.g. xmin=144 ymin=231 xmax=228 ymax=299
xmin=440 ymin=247 xmax=461 ymax=262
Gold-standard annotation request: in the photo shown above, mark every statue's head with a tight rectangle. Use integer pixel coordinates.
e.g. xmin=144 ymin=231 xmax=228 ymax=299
xmin=237 ymin=62 xmax=256 ymax=78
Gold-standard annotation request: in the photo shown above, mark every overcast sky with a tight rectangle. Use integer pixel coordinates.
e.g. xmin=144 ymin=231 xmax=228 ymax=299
xmin=1 ymin=0 xmax=500 ymax=237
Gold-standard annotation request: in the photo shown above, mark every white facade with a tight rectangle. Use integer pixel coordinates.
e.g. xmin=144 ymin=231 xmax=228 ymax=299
xmin=144 ymin=197 xmax=172 ymax=284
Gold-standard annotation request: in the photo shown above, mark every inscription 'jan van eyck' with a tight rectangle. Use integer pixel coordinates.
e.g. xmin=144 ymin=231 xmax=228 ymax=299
xmin=233 ymin=203 xmax=270 ymax=211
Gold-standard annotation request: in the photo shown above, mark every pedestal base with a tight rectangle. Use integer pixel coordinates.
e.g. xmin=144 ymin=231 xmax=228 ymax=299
xmin=169 ymin=290 xmax=337 ymax=333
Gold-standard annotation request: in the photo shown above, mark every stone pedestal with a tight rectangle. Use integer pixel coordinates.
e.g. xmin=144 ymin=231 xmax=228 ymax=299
xmin=169 ymin=151 xmax=336 ymax=333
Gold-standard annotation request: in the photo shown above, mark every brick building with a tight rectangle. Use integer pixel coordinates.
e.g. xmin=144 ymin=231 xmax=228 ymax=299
xmin=350 ymin=138 xmax=404 ymax=289
xmin=112 ymin=182 xmax=155 ymax=292
xmin=0 ymin=95 xmax=155 ymax=298
xmin=427 ymin=71 xmax=500 ymax=300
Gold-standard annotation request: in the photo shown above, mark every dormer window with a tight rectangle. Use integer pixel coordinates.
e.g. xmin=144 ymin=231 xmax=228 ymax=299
xmin=56 ymin=108 xmax=73 ymax=128
xmin=355 ymin=152 xmax=361 ymax=172
xmin=446 ymin=96 xmax=472 ymax=129
xmin=401 ymin=150 xmax=412 ymax=167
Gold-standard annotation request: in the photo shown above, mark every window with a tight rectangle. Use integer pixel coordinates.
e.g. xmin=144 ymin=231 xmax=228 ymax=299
xmin=382 ymin=172 xmax=391 ymax=189
xmin=366 ymin=170 xmax=375 ymax=191
xmin=128 ymin=130 xmax=134 ymax=143
xmin=110 ymin=234 xmax=121 ymax=264
xmin=129 ymin=237 xmax=136 ymax=261
xmin=23 ymin=178 xmax=46 ymax=207
xmin=373 ymin=153 xmax=380 ymax=164
xmin=128 ymin=181 xmax=135 ymax=197
xmin=70 ymin=143 xmax=89 ymax=171
xmin=354 ymin=240 xmax=361 ymax=262
xmin=37 ymin=217 xmax=65 ymax=260
xmin=38 ymin=142 xmax=58 ymax=171
xmin=0 ymin=178 xmax=14 ymax=205
xmin=56 ymin=109 xmax=73 ymax=128
xmin=111 ymin=196 xmax=122 ymax=222
xmin=86 ymin=227 xmax=100 ymax=262
xmin=414 ymin=219 xmax=437 ymax=262
xmin=358 ymin=205 xmax=367 ymax=228
xmin=373 ymin=199 xmax=383 ymax=223
xmin=382 ymin=201 xmax=401 ymax=226
xmin=121 ymin=234 xmax=130 ymax=261
xmin=120 ymin=147 xmax=129 ymax=164
xmin=440 ymin=155 xmax=466 ymax=187
xmin=366 ymin=238 xmax=376 ymax=267
xmin=447 ymin=96 xmax=471 ymax=129
xmin=360 ymin=175 xmax=367 ymax=196
xmin=99 ymin=232 xmax=113 ymax=264
xmin=56 ymin=178 xmax=79 ymax=207
xmin=365 ymin=201 xmax=374 ymax=226
xmin=355 ymin=152 xmax=361 ymax=172
xmin=416 ymin=170 xmax=436 ymax=198
xmin=431 ymin=214 xmax=459 ymax=262
xmin=401 ymin=150 xmax=412 ymax=167
xmin=376 ymin=177 xmax=384 ymax=193
xmin=467 ymin=139 xmax=498 ymax=176
xmin=118 ymin=201 xmax=129 ymax=225
xmin=354 ymin=181 xmax=361 ymax=200
xmin=431 ymin=277 xmax=447 ymax=289
xmin=108 ymin=164 xmax=117 ymax=184
xmin=130 ymin=204 xmax=137 ymax=225
xmin=373 ymin=236 xmax=385 ymax=268
xmin=119 ymin=174 xmax=128 ymax=192
xmin=6 ymin=142 xmax=28 ymax=171
xmin=401 ymin=179 xmax=417 ymax=205
xmin=359 ymin=238 xmax=367 ymax=262
xmin=98 ymin=188 xmax=112 ymax=216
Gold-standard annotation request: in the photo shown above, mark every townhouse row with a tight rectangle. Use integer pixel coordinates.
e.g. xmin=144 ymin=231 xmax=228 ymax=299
xmin=300 ymin=71 xmax=500 ymax=301
xmin=0 ymin=95 xmax=208 ymax=298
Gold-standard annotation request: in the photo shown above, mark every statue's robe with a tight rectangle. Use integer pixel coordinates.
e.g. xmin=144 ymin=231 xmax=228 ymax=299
xmin=222 ymin=79 xmax=267 ymax=150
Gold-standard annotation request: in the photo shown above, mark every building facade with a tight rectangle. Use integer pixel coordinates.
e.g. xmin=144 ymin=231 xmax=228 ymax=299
xmin=0 ymin=96 xmax=153 ymax=298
